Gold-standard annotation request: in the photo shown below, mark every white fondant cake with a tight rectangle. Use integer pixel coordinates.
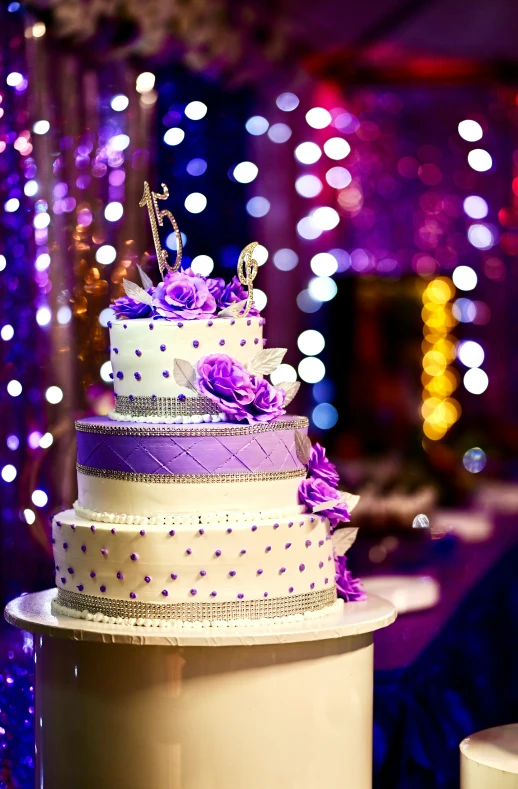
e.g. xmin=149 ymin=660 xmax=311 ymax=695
xmin=51 ymin=215 xmax=355 ymax=627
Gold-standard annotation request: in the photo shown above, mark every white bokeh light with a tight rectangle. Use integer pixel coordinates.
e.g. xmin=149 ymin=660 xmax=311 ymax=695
xmin=273 ymin=249 xmax=298 ymax=271
xmin=308 ymin=276 xmax=338 ymax=302
xmin=468 ymin=149 xmax=492 ymax=172
xmin=297 ymin=329 xmax=325 ymax=356
xmin=110 ymin=134 xmax=130 ymax=151
xmin=246 ymin=197 xmax=270 ymax=217
xmin=33 ymin=212 xmax=50 ymax=229
xmin=296 ymin=216 xmax=322 ymax=240
xmin=326 ymin=167 xmax=352 ymax=189
xmin=191 ymin=255 xmax=214 ymax=276
xmin=306 ymin=108 xmax=332 ymax=129
xmin=276 ymin=92 xmax=299 ymax=112
xmin=323 ymin=137 xmax=351 ymax=160
xmin=46 ymin=385 xmax=63 ymax=404
xmin=458 ymin=120 xmax=483 ymax=142
xmin=6 ymin=72 xmax=23 ymax=87
xmin=33 ymin=120 xmax=50 ymax=135
xmin=104 ymin=201 xmax=124 ymax=222
xmin=267 ymin=123 xmax=292 ymax=143
xmin=296 ymin=289 xmax=321 ymax=313
xmin=39 ymin=432 xmax=53 ymax=449
xmin=453 ymin=298 xmax=477 ymax=323
xmin=5 ymin=198 xmax=19 ymax=213
xmin=24 ymin=180 xmax=38 ymax=196
xmin=312 ymin=206 xmax=340 ymax=230
xmin=233 ymin=162 xmax=258 ymax=183
xmin=463 ymin=195 xmax=488 ymax=219
xmin=270 ymin=364 xmax=297 ymax=386
xmin=36 ymin=306 xmax=51 ymax=326
xmin=464 ymin=367 xmax=489 ymax=395
xmin=1 ymin=324 xmax=14 ymax=341
xmin=1 ymin=465 xmax=17 ymax=483
xmin=253 ymin=245 xmax=269 ymax=266
xmin=295 ymin=175 xmax=323 ymax=198
xmin=35 ymin=253 xmax=50 ymax=271
xmin=246 ymin=116 xmax=269 ymax=136
xmin=295 ymin=142 xmax=322 ymax=165
xmin=110 ymin=94 xmax=129 ymax=112
xmin=310 ymin=252 xmax=338 ymax=277
xmin=468 ymin=224 xmax=494 ymax=250
xmin=185 ymin=193 xmax=207 ymax=214
xmin=0 ymin=256 xmax=5 ymax=271
xmin=98 ymin=307 xmax=116 ymax=327
xmin=136 ymin=72 xmax=155 ymax=93
xmin=253 ymin=288 xmax=267 ymax=312
xmin=457 ymin=340 xmax=485 ymax=368
xmin=57 ymin=306 xmax=72 ymax=325
xmin=96 ymin=245 xmax=116 ymax=265
xmin=185 ymin=101 xmax=207 ymax=120
xmin=163 ymin=128 xmax=185 ymax=146
xmin=31 ymin=489 xmax=48 ymax=507
xmin=298 ymin=357 xmax=325 ymax=383
xmin=7 ymin=380 xmax=22 ymax=397
xmin=452 ymin=265 xmax=477 ymax=291
xmin=24 ymin=509 xmax=35 ymax=524
xmin=100 ymin=361 xmax=113 ymax=383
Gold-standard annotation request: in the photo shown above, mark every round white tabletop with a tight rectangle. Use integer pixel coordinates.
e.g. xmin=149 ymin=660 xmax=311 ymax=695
xmin=4 ymin=587 xmax=396 ymax=647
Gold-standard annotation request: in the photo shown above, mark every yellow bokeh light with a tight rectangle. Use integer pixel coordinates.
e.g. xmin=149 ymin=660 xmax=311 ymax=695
xmin=423 ymin=350 xmax=447 ymax=376
xmin=423 ymin=277 xmax=455 ymax=305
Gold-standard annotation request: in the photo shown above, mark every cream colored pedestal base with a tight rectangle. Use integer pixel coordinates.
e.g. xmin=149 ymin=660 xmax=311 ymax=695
xmin=461 ymin=725 xmax=518 ymax=788
xmin=5 ymin=589 xmax=395 ymax=789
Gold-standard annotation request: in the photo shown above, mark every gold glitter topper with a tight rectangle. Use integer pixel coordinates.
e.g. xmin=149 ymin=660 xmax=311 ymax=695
xmin=236 ymin=241 xmax=259 ymax=318
xmin=139 ymin=181 xmax=182 ymax=278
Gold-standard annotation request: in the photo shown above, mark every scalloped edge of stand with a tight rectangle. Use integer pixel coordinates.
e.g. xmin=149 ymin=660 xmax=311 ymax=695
xmin=5 ymin=589 xmax=396 ymax=647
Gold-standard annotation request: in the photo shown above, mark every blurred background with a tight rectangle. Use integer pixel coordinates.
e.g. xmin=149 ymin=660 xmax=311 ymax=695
xmin=2 ymin=1 xmax=518 ymax=786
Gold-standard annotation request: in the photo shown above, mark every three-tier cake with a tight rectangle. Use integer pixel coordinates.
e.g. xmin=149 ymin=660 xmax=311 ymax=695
xmin=50 ymin=183 xmax=361 ymax=628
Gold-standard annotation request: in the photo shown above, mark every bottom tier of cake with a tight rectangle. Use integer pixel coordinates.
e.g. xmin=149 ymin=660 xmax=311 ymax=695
xmin=51 ymin=508 xmax=339 ymax=628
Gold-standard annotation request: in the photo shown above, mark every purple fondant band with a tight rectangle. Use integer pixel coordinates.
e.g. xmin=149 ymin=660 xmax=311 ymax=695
xmin=76 ymin=418 xmax=305 ymax=476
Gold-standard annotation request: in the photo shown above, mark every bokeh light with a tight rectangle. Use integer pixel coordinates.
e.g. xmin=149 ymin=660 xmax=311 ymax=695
xmin=96 ymin=245 xmax=116 ymax=265
xmin=306 ymin=108 xmax=332 ymax=129
xmin=100 ymin=361 xmax=113 ymax=383
xmin=191 ymin=255 xmax=214 ymax=276
xmin=31 ymin=489 xmax=48 ymax=507
xmin=463 ymin=368 xmax=489 ymax=394
xmin=253 ymin=245 xmax=269 ymax=266
xmin=276 ymin=92 xmax=299 ymax=111
xmin=312 ymin=402 xmax=338 ymax=429
xmin=468 ymin=224 xmax=494 ymax=250
xmin=163 ymin=128 xmax=185 ymax=146
xmin=463 ymin=447 xmax=487 ymax=473
xmin=110 ymin=94 xmax=129 ymax=112
xmin=104 ymin=202 xmax=123 ymax=222
xmin=184 ymin=193 xmax=207 ymax=213
xmin=452 ymin=265 xmax=477 ymax=291
xmin=298 ymin=357 xmax=325 ymax=383
xmin=7 ymin=380 xmax=22 ymax=397
xmin=295 ymin=142 xmax=322 ymax=165
xmin=457 ymin=340 xmax=484 ymax=368
xmin=186 ymin=158 xmax=207 ymax=176
xmin=312 ymin=206 xmax=340 ymax=230
xmin=323 ymin=137 xmax=351 ymax=160
xmin=310 ymin=252 xmax=338 ymax=276
xmin=185 ymin=101 xmax=207 ymax=120
xmin=267 ymin=123 xmax=292 ymax=143
xmin=32 ymin=120 xmax=49 ymax=135
xmin=308 ymin=277 xmax=338 ymax=302
xmin=45 ymin=385 xmax=63 ymax=404
xmin=463 ymin=195 xmax=488 ymax=219
xmin=295 ymin=175 xmax=323 ymax=198
xmin=458 ymin=120 xmax=483 ymax=141
xmin=1 ymin=465 xmax=17 ymax=483
xmin=246 ymin=116 xmax=269 ymax=136
xmin=297 ymin=329 xmax=325 ymax=355
xmin=270 ymin=364 xmax=297 ymax=386
xmin=233 ymin=162 xmax=258 ymax=183
xmin=326 ymin=167 xmax=352 ymax=188
xmin=253 ymin=288 xmax=267 ymax=311
xmin=136 ymin=72 xmax=155 ymax=93
xmin=468 ymin=149 xmax=492 ymax=172
xmin=246 ymin=197 xmax=270 ymax=217
xmin=273 ymin=249 xmax=298 ymax=271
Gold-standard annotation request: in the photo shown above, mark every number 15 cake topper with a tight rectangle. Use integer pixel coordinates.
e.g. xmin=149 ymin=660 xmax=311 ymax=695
xmin=139 ymin=181 xmax=183 ymax=278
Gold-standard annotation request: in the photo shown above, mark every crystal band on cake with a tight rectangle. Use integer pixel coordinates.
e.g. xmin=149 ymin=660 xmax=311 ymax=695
xmin=75 ymin=417 xmax=309 ymax=436
xmin=77 ymin=464 xmax=306 ymax=484
xmin=54 ymin=586 xmax=337 ymax=622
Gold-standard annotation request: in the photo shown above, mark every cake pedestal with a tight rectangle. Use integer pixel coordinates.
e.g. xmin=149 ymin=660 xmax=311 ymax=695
xmin=5 ymin=589 xmax=395 ymax=789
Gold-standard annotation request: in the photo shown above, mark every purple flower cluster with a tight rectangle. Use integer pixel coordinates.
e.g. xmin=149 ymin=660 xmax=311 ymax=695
xmin=112 ymin=267 xmax=261 ymax=322
xmin=334 ymin=555 xmax=366 ymax=602
xmin=308 ymin=443 xmax=340 ymax=487
xmin=298 ymin=477 xmax=350 ymax=528
xmin=196 ymin=354 xmax=285 ymax=424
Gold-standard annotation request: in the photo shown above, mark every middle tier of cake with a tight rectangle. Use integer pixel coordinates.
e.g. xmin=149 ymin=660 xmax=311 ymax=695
xmin=75 ymin=415 xmax=309 ymax=517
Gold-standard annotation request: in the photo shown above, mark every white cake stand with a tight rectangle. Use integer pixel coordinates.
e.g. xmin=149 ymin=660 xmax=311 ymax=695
xmin=5 ymin=589 xmax=396 ymax=789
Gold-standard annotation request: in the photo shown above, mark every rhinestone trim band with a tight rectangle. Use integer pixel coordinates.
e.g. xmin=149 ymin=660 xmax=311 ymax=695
xmin=114 ymin=394 xmax=221 ymax=419
xmin=76 ymin=464 xmax=307 ymax=484
xmin=75 ymin=416 xmax=309 ymax=437
xmin=56 ymin=586 xmax=337 ymax=622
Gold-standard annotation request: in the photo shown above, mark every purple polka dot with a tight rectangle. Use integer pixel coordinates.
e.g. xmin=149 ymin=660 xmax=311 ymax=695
xmin=144 ymin=575 xmax=151 ymax=583
xmin=288 ymin=522 xmax=294 ymax=528
xmin=193 ymin=340 xmax=199 ymax=348
xmin=264 ymin=592 xmax=268 ymax=598
xmin=123 ymin=324 xmax=127 ymax=330
xmin=116 ymin=371 xmax=124 ymax=380
xmin=149 ymin=323 xmax=154 ymax=330
xmin=117 ymin=571 xmax=124 ymax=580
xmin=90 ymin=571 xmax=96 ymax=578
xmin=285 ymin=543 xmax=291 ymax=549
xmin=328 ymin=555 xmax=332 ymax=561
xmin=215 ymin=550 xmax=221 ymax=557
xmin=229 ymin=570 xmax=236 ymax=577
xmin=273 ymin=523 xmax=279 ymax=529
xmin=169 ymin=530 xmax=175 ymax=537
xmin=109 ymin=372 xmax=114 ymax=379
xmin=247 ymin=319 xmax=251 ymax=326
xmin=299 ymin=564 xmax=305 ymax=572
xmin=319 ymin=561 xmax=324 ymax=569
xmin=289 ymin=587 xmax=294 ymax=593
xmin=77 ymin=585 xmax=84 ymax=592
xmin=130 ymin=592 xmax=137 ymax=599
xmin=227 ymin=528 xmax=232 ymax=534
xmin=135 ymin=349 xmax=142 ymax=357
xmin=71 ymin=524 xmax=76 ymax=531
xmin=240 ymin=339 xmax=246 ymax=346
xmin=134 ymin=372 xmax=141 ymax=381
xmin=50 ymin=537 xmax=55 ymax=544
xmin=186 ymin=548 xmax=192 ymax=555
xmin=265 ymin=546 xmax=271 ymax=552
xmin=177 ymin=322 xmax=183 ymax=328
xmin=198 ymin=528 xmax=204 ymax=535
xmin=113 ymin=347 xmax=118 ymax=354
xmin=55 ymin=565 xmax=59 ymax=571
xmin=129 ymin=395 xmax=134 ymax=401
xmin=254 ymin=338 xmax=259 ymax=344
xmin=171 ymin=573 xmax=177 ymax=580
xmin=310 ymin=582 xmax=315 ymax=590
xmin=207 ymin=321 xmax=213 ymax=327
xmin=90 ymin=525 xmax=96 ymax=532
xmin=130 ymin=553 xmax=139 ymax=561
xmin=107 ymin=321 xmax=112 ymax=329
xmin=160 ymin=344 xmax=166 ymax=351
xmin=60 ymin=577 xmax=66 ymax=584
xmin=200 ymin=569 xmax=207 ymax=577
xmin=319 ymin=540 xmax=324 ymax=547
xmin=162 ymin=370 xmax=170 ymax=378
xmin=257 ymin=569 xmax=263 ymax=575
xmin=63 ymin=542 xmax=68 ymax=550
xmin=178 ymin=393 xmax=186 ymax=402
xmin=279 ymin=567 xmax=286 ymax=574
xmin=101 ymin=548 xmax=108 ymax=556
xmin=162 ymin=589 xmax=169 ymax=597
xmin=251 ymin=525 xmax=257 ymax=532
xmin=240 ymin=549 xmax=246 ymax=555
xmin=305 ymin=540 xmax=312 ymax=547
xmin=81 ymin=545 xmax=87 ymax=553
xmin=311 ymin=517 xmax=316 ymax=524
xmin=100 ymin=585 xmax=106 ymax=593
xmin=190 ymin=588 xmax=197 ymax=596
xmin=56 ymin=521 xmax=62 ymax=528
xmin=67 ymin=567 xmax=74 ymax=574
xmin=219 ymin=339 xmax=226 ymax=347
xmin=237 ymin=593 xmax=244 ymax=599
xmin=325 ymin=578 xmax=329 ymax=584
xmin=140 ymin=529 xmax=146 ymax=536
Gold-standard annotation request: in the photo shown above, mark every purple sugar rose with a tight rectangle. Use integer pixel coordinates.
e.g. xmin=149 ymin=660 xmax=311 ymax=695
xmin=308 ymin=443 xmax=340 ymax=488
xmin=298 ymin=477 xmax=350 ymax=528
xmin=113 ymin=291 xmax=153 ymax=319
xmin=197 ymin=354 xmax=255 ymax=420
xmin=217 ymin=275 xmax=259 ymax=316
xmin=153 ymin=267 xmax=216 ymax=320
xmin=334 ymin=554 xmax=366 ymax=602
xmin=245 ymin=377 xmax=286 ymax=423
xmin=206 ymin=276 xmax=226 ymax=301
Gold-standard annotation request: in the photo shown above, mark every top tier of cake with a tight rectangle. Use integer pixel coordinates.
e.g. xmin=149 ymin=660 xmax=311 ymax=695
xmin=109 ymin=316 xmax=264 ymax=422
